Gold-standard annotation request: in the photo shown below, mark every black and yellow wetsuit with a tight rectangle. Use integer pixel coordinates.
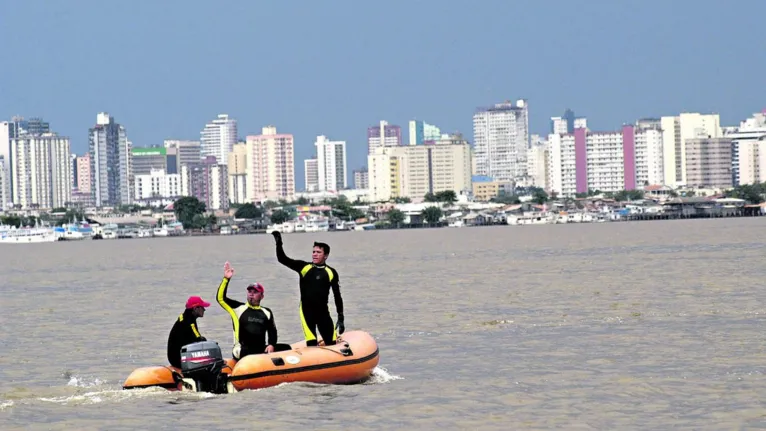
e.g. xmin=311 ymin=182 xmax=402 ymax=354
xmin=166 ymin=309 xmax=206 ymax=368
xmin=216 ymin=277 xmax=281 ymax=360
xmin=276 ymin=243 xmax=344 ymax=346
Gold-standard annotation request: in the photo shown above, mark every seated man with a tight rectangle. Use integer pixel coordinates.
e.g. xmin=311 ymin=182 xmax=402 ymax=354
xmin=167 ymin=296 xmax=210 ymax=368
xmin=216 ymin=261 xmax=291 ymax=360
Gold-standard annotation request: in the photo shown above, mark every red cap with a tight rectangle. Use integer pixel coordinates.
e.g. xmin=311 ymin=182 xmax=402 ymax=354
xmin=246 ymin=282 xmax=264 ymax=293
xmin=186 ymin=296 xmax=211 ymax=309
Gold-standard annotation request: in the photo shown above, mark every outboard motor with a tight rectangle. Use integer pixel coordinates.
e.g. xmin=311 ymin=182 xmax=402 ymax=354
xmin=179 ymin=341 xmax=229 ymax=394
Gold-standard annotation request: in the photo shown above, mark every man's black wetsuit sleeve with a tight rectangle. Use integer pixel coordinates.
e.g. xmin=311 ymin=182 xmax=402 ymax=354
xmin=267 ymin=308 xmax=278 ymax=346
xmin=331 ymin=267 xmax=344 ymax=316
xmin=276 ymin=242 xmax=309 ymax=273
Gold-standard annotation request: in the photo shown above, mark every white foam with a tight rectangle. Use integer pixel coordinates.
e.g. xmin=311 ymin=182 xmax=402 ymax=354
xmin=67 ymin=375 xmax=107 ymax=388
xmin=367 ymin=366 xmax=404 ymax=384
xmin=0 ymin=400 xmax=13 ymax=411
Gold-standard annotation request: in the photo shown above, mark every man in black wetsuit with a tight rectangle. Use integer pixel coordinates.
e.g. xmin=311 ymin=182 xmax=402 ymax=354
xmin=271 ymin=231 xmax=345 ymax=347
xmin=167 ymin=296 xmax=210 ymax=368
xmin=216 ymin=261 xmax=291 ymax=360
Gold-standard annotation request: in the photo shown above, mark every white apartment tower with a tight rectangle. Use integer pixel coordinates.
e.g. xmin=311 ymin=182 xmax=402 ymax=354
xmin=10 ymin=133 xmax=72 ymax=209
xmin=473 ymin=99 xmax=529 ymax=182
xmin=315 ymin=135 xmax=348 ymax=192
xmin=526 ymin=138 xmax=550 ymax=190
xmin=660 ymin=113 xmax=721 ymax=186
xmin=725 ymin=111 xmax=766 ymax=186
xmin=246 ymin=126 xmax=295 ymax=202
xmin=200 ymin=114 xmax=237 ymax=164
xmin=134 ymin=168 xmax=182 ymax=200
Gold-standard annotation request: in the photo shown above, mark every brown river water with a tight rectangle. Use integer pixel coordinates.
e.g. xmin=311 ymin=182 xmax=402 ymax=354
xmin=2 ymin=218 xmax=766 ymax=430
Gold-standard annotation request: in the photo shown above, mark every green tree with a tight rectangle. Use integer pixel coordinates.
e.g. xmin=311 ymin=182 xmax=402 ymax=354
xmin=423 ymin=192 xmax=437 ymax=202
xmin=174 ymin=196 xmax=207 ymax=229
xmin=492 ymin=194 xmax=521 ymax=204
xmin=393 ymin=197 xmax=411 ymax=203
xmin=234 ymin=203 xmax=263 ymax=219
xmin=387 ymin=208 xmax=405 ymax=226
xmin=435 ymin=190 xmax=457 ymax=203
xmin=531 ymin=188 xmax=549 ymax=205
xmin=727 ymin=183 xmax=765 ymax=203
xmin=1 ymin=215 xmax=22 ymax=227
xmin=421 ymin=206 xmax=443 ymax=224
xmin=270 ymin=209 xmax=290 ymax=224
xmin=326 ymin=196 xmax=365 ymax=221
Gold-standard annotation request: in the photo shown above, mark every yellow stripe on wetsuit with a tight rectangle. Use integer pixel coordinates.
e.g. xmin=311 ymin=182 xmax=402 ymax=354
xmin=298 ymin=263 xmax=337 ymax=343
xmin=216 ymin=278 xmax=240 ymax=344
xmin=300 ymin=264 xmax=334 ymax=281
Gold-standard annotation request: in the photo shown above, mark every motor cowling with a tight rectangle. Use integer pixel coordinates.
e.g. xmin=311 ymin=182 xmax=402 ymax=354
xmin=179 ymin=341 xmax=228 ymax=394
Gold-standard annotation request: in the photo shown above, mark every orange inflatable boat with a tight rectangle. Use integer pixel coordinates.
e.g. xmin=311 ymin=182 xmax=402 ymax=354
xmin=122 ymin=330 xmax=379 ymax=393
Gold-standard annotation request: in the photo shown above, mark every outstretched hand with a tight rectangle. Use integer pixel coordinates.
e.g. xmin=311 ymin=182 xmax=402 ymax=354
xmin=223 ymin=261 xmax=234 ymax=279
xmin=271 ymin=231 xmax=282 ymax=245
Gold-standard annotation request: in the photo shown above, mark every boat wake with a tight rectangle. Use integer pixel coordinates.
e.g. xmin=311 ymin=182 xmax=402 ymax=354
xmin=365 ymin=366 xmax=404 ymax=385
xmin=0 ymin=367 xmax=401 ymax=411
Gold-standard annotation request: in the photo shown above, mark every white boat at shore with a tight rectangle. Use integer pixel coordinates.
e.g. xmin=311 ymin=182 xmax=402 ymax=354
xmin=0 ymin=224 xmax=58 ymax=244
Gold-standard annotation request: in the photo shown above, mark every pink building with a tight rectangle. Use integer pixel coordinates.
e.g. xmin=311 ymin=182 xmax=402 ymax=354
xmin=75 ymin=154 xmax=91 ymax=193
xmin=246 ymin=126 xmax=295 ymax=202
xmin=549 ymin=124 xmax=663 ymax=197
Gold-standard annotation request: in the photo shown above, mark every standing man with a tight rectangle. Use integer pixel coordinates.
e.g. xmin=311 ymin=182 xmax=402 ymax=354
xmin=216 ymin=261 xmax=291 ymax=360
xmin=271 ymin=231 xmax=345 ymax=347
xmin=167 ymin=296 xmax=210 ymax=368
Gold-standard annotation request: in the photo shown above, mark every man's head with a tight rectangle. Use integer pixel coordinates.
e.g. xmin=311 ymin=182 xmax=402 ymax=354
xmin=185 ymin=296 xmax=211 ymax=318
xmin=246 ymin=282 xmax=265 ymax=306
xmin=312 ymin=241 xmax=330 ymax=265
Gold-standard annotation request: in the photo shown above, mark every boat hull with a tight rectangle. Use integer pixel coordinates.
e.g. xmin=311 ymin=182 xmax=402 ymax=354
xmin=229 ymin=330 xmax=379 ymax=391
xmin=122 ymin=331 xmax=379 ymax=392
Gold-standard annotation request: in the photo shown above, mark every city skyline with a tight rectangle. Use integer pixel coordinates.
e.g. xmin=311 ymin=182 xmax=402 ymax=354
xmin=1 ymin=1 xmax=764 ymax=190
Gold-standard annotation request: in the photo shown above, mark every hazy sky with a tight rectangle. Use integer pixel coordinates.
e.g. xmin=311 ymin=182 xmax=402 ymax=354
xmin=1 ymin=0 xmax=764 ymax=189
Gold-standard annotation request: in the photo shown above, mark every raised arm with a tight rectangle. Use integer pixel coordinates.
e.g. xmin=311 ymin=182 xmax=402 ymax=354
xmin=272 ymin=231 xmax=308 ymax=273
xmin=217 ymin=262 xmax=243 ymax=311
xmin=331 ymin=268 xmax=345 ymax=334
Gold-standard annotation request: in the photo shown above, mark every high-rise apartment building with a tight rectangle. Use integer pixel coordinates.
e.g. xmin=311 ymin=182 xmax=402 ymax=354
xmin=89 ymin=112 xmax=131 ymax=207
xmin=227 ymin=142 xmax=248 ymax=204
xmin=131 ymin=147 xmax=168 ymax=176
xmin=246 ymin=126 xmax=295 ymax=202
xmin=0 ymin=116 xmax=53 ymax=199
xmin=0 ymin=156 xmax=8 ymax=211
xmin=548 ymin=125 xmax=665 ymax=197
xmin=526 ymin=138 xmax=550 ymax=190
xmin=10 ymin=133 xmax=71 ymax=209
xmin=684 ymin=138 xmax=733 ymax=189
xmin=181 ymin=156 xmax=229 ymax=211
xmin=367 ymin=121 xmax=402 ymax=154
xmin=367 ymin=134 xmax=472 ymax=202
xmin=408 ymin=120 xmax=441 ymax=145
xmin=353 ymin=168 xmax=368 ymax=189
xmin=660 ymin=113 xmax=721 ymax=186
xmin=725 ymin=111 xmax=766 ymax=186
xmin=164 ymin=140 xmax=202 ymax=173
xmin=314 ymin=135 xmax=347 ymax=192
xmin=200 ymin=114 xmax=237 ymax=164
xmin=304 ymin=159 xmax=318 ymax=192
xmin=134 ymin=168 xmax=182 ymax=200
xmin=473 ymin=99 xmax=529 ymax=182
